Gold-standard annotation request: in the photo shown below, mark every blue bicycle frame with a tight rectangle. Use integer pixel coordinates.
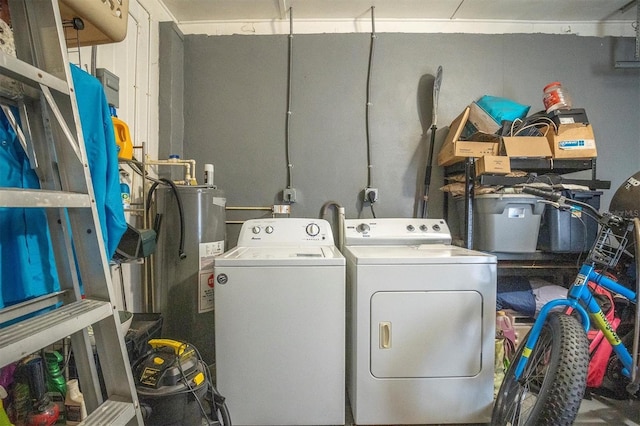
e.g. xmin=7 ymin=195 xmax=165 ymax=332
xmin=514 ymin=263 xmax=638 ymax=380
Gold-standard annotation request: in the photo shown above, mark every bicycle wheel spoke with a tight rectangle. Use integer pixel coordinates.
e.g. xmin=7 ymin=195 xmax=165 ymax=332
xmin=521 ymin=332 xmax=552 ymax=395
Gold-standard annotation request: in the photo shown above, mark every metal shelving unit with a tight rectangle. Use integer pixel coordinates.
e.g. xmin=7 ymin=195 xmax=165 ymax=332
xmin=0 ymin=1 xmax=142 ymax=424
xmin=446 ymin=156 xmax=610 ymax=250
xmin=117 ymin=143 xmax=155 ymax=312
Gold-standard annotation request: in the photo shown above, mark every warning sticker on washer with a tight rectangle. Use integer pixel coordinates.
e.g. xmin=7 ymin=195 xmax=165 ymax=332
xmin=199 ymin=241 xmax=225 ymax=271
xmin=199 ymin=272 xmax=216 ymax=313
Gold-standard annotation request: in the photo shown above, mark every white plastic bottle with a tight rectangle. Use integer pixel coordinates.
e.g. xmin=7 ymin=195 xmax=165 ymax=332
xmin=65 ymin=379 xmax=87 ymax=425
xmin=204 ymin=163 xmax=214 ymax=186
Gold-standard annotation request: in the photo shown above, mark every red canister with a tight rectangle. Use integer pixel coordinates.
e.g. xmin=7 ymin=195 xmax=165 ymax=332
xmin=543 ymin=82 xmax=572 ymax=113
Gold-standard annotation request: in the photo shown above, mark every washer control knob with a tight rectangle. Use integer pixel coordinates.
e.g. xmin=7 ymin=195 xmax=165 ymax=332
xmin=252 ymin=226 xmax=261 ymax=234
xmin=265 ymin=226 xmax=274 ymax=234
xmin=406 ymin=225 xmax=415 ymax=232
xmin=356 ymin=223 xmax=370 ymax=233
xmin=432 ymin=224 xmax=441 ymax=232
xmin=419 ymin=224 xmax=429 ymax=232
xmin=306 ymin=223 xmax=320 ymax=236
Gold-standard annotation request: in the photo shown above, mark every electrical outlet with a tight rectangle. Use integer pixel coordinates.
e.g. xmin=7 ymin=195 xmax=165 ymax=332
xmin=283 ymin=188 xmax=297 ymax=203
xmin=364 ymin=187 xmax=379 ymax=203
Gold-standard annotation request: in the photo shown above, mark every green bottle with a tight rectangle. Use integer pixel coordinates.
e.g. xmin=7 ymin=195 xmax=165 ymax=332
xmin=45 ymin=351 xmax=67 ymax=424
xmin=45 ymin=351 xmax=67 ymax=396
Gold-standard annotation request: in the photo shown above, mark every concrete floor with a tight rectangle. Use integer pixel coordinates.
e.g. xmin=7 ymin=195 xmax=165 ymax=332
xmin=575 ymin=393 xmax=640 ymax=425
xmin=343 ymin=392 xmax=640 ymax=425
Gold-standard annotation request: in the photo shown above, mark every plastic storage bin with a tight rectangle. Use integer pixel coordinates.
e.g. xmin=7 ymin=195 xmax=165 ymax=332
xmin=461 ymin=193 xmax=546 ymax=253
xmin=538 ymin=190 xmax=602 ymax=253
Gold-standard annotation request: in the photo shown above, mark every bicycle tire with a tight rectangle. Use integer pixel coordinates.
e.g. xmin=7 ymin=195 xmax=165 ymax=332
xmin=492 ymin=312 xmax=590 ymax=426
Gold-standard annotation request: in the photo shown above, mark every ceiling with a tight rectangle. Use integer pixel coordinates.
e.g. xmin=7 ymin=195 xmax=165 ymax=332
xmin=158 ymin=0 xmax=637 ymax=24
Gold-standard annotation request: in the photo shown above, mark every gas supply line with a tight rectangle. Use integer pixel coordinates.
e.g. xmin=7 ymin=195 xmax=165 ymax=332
xmin=145 ymin=155 xmax=198 ymax=185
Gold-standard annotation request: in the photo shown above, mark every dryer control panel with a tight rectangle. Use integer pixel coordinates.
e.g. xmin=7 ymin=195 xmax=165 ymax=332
xmin=237 ymin=218 xmax=335 ymax=246
xmin=344 ymin=218 xmax=451 ymax=246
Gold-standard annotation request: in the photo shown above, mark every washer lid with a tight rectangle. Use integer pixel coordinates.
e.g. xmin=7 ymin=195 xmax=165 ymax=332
xmin=214 ymin=245 xmax=345 ymax=267
xmin=344 ymin=244 xmax=496 ymax=265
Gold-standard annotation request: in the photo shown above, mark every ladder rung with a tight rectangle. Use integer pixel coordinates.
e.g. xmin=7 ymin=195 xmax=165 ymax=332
xmin=0 ymin=290 xmax=69 ymax=325
xmin=0 ymin=188 xmax=91 ymax=208
xmin=0 ymin=299 xmax=113 ymax=367
xmin=0 ymin=51 xmax=70 ymax=96
xmin=78 ymin=397 xmax=137 ymax=426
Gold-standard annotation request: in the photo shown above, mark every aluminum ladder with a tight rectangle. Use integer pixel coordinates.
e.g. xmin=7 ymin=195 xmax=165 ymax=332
xmin=0 ymin=1 xmax=143 ymax=424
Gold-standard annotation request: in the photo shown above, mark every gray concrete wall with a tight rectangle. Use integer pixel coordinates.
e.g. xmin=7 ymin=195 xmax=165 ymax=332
xmin=158 ymin=21 xmax=185 ymax=181
xmin=159 ymin=30 xmax=640 ymax=246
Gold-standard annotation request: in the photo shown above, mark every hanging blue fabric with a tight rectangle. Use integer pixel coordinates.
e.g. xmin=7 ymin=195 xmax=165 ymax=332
xmin=0 ymin=108 xmax=60 ymax=308
xmin=0 ymin=64 xmax=126 ymax=311
xmin=70 ymin=63 xmax=127 ymax=258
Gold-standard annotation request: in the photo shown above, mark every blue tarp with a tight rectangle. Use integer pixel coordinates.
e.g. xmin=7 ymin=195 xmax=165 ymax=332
xmin=0 ymin=108 xmax=58 ymax=307
xmin=0 ymin=64 xmax=126 ymax=309
xmin=70 ymin=63 xmax=126 ymax=258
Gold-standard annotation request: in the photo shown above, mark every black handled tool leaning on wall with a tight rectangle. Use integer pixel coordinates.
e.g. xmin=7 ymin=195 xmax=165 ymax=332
xmin=421 ymin=65 xmax=443 ymax=218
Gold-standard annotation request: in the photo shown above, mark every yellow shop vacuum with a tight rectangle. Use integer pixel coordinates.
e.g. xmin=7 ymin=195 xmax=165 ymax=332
xmin=133 ymin=339 xmax=231 ymax=425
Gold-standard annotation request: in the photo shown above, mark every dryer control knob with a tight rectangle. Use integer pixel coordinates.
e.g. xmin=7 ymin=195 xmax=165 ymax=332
xmin=356 ymin=223 xmax=370 ymax=233
xmin=306 ymin=223 xmax=320 ymax=236
xmin=419 ymin=224 xmax=429 ymax=232
xmin=252 ymin=226 xmax=261 ymax=234
xmin=265 ymin=226 xmax=274 ymax=234
xmin=432 ymin=224 xmax=441 ymax=232
xmin=406 ymin=225 xmax=415 ymax=232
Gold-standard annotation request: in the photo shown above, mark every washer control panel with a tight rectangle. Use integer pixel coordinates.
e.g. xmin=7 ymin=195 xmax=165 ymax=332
xmin=345 ymin=218 xmax=451 ymax=245
xmin=238 ymin=218 xmax=335 ymax=246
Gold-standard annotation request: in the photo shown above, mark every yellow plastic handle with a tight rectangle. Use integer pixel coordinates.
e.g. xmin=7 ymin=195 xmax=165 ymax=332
xmin=112 ymin=116 xmax=133 ymax=160
xmin=148 ymin=339 xmax=190 ymax=356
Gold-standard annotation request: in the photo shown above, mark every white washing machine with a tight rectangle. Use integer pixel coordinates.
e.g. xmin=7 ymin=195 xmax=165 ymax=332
xmin=343 ymin=218 xmax=497 ymax=425
xmin=214 ymin=218 xmax=345 ymax=426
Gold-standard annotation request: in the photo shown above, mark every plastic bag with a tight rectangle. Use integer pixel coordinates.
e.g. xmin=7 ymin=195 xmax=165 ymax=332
xmin=476 ymin=95 xmax=530 ymax=124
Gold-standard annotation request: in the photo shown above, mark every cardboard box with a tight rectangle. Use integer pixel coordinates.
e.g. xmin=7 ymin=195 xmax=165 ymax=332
xmin=546 ymin=124 xmax=597 ymax=159
xmin=466 ymin=102 xmax=501 ymax=135
xmin=476 ymin=155 xmax=511 ymax=176
xmin=501 ymin=136 xmax=552 ymax=158
xmin=438 ymin=107 xmax=500 ymax=166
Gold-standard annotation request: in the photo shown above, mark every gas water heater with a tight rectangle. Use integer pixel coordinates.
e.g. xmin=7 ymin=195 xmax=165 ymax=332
xmin=153 ymin=185 xmax=226 ymax=365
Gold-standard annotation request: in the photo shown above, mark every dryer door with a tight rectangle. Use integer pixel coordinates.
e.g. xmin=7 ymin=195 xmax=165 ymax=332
xmin=370 ymin=290 xmax=483 ymax=378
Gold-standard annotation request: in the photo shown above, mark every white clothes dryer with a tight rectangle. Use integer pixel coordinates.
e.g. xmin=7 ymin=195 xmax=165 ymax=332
xmin=214 ymin=218 xmax=345 ymax=426
xmin=343 ymin=218 xmax=497 ymax=425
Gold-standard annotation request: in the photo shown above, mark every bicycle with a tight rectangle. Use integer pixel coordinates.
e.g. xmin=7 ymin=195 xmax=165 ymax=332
xmin=492 ymin=186 xmax=640 ymax=426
